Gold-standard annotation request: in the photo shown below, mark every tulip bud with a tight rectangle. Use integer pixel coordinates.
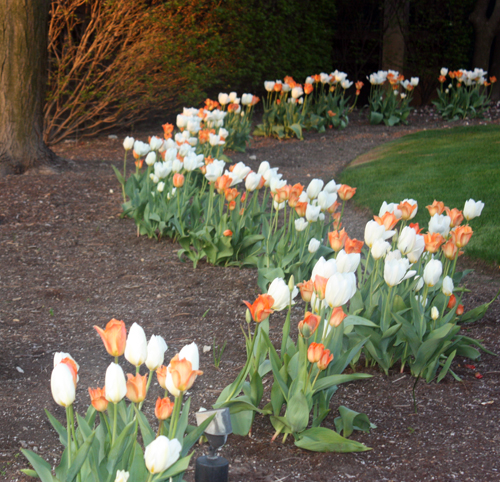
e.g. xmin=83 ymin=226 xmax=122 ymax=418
xmin=431 ymin=307 xmax=439 ymax=321
xmin=298 ymin=312 xmax=321 ymax=338
xmin=173 ymin=173 xmax=185 ymax=188
xmin=288 ymin=275 xmax=295 ymax=292
xmin=155 ymin=397 xmax=175 ymax=420
xmin=125 ymin=323 xmax=148 ymax=367
xmin=144 ymin=436 xmax=182 ymax=474
xmin=146 ymin=335 xmax=168 ymax=371
xmin=105 ymin=362 xmax=127 ymax=403
xmin=114 ymin=470 xmax=130 ymax=482
xmin=308 ymin=238 xmax=321 ymax=253
xmin=94 ymin=319 xmax=127 ymax=358
xmin=442 ymin=276 xmax=454 ymax=297
xmin=126 ymin=373 xmax=148 ymax=403
xmin=179 ymin=342 xmax=200 ymax=371
xmin=145 ymin=152 xmax=157 ymax=166
xmin=51 ymin=363 xmax=76 ymax=407
xmin=245 ymin=308 xmax=252 ymax=324
xmin=317 ymin=349 xmax=334 ymax=370
xmin=423 ymin=259 xmax=443 ymax=287
xmin=307 ymin=343 xmax=325 ymax=363
xmin=329 ymin=307 xmax=347 ymax=327
xmin=297 ymin=280 xmax=314 ymax=303
xmin=123 ymin=136 xmax=134 ymax=151
xmin=88 ymin=387 xmax=108 ymax=412
xmin=456 ymin=304 xmax=464 ymax=315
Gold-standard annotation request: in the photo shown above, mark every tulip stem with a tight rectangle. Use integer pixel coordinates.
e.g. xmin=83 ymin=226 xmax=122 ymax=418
xmin=122 ymin=151 xmax=128 ymax=202
xmin=101 ymin=412 xmax=111 ymax=436
xmin=157 ymin=420 xmax=164 ymax=437
xmin=112 ymin=402 xmax=118 ymax=446
xmin=66 ymin=406 xmax=72 ymax=469
xmin=146 ymin=474 xmax=154 ymax=482
xmin=68 ymin=404 xmax=78 ymax=451
xmin=139 ymin=370 xmax=153 ymax=411
xmin=169 ymin=393 xmax=183 ymax=439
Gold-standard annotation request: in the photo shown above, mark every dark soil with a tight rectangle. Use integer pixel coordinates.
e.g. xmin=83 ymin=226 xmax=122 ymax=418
xmin=1 ymin=108 xmax=500 ymax=482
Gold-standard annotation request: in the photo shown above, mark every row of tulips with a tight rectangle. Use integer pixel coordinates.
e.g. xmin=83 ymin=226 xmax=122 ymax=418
xmin=211 ymin=196 xmax=498 ymax=446
xmin=434 ymin=67 xmax=497 ymax=120
xmin=118 ymin=129 xmax=357 ymax=290
xmin=22 ymin=320 xmax=210 ymax=482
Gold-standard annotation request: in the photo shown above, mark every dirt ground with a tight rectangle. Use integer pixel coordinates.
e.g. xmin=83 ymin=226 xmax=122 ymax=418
xmin=1 ymin=107 xmax=500 ymax=482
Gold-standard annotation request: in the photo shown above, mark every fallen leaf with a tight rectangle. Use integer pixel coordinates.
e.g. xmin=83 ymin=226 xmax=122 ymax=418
xmin=465 ymin=364 xmax=476 ymax=370
xmin=475 ymin=373 xmax=483 ymax=379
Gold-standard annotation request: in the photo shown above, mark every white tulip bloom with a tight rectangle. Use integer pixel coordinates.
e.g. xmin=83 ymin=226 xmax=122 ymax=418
xmin=245 ymin=172 xmax=262 ymax=191
xmin=305 ymin=203 xmax=321 ymax=222
xmin=442 ymin=276 xmax=454 ymax=296
xmin=406 ymin=235 xmax=425 ymax=264
xmin=306 ymin=179 xmax=324 ymax=200
xmin=205 ymin=160 xmax=225 ymax=182
xmin=371 ymin=238 xmax=391 ymax=260
xmin=267 ymin=277 xmax=297 ymax=311
xmin=105 ymin=362 xmax=127 ymax=403
xmin=123 ymin=136 xmax=134 ymax=150
xmin=295 ymin=217 xmax=308 ymax=231
xmin=179 ymin=342 xmax=200 ymax=370
xmin=325 ymin=272 xmax=357 ymax=308
xmin=51 ymin=363 xmax=76 ymax=407
xmin=124 ymin=323 xmax=148 ymax=367
xmin=308 ymin=238 xmax=321 ymax=253
xmin=336 ymin=249 xmax=360 ymax=273
xmin=311 ymin=256 xmax=337 ymax=281
xmin=146 ymin=335 xmax=168 ymax=371
xmin=144 ymin=436 xmax=182 ymax=474
xmin=428 ymin=214 xmax=451 ymax=237
xmin=423 ymin=259 xmax=442 ymax=287
xmin=463 ymin=199 xmax=484 ymax=221
xmin=398 ymin=226 xmax=417 ymax=255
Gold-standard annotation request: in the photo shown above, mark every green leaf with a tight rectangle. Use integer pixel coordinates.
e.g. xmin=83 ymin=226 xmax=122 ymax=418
xmin=285 ymin=392 xmax=310 ymax=433
xmin=21 ymin=449 xmax=55 ymax=482
xmin=111 ymin=164 xmax=124 ymax=184
xmin=45 ymin=409 xmax=68 ymax=446
xmin=20 ymin=469 xmax=39 ymax=477
xmin=344 ymin=315 xmax=377 ymax=328
xmin=369 ymin=111 xmax=384 ymax=125
xmin=289 ymin=123 xmax=303 ymax=139
xmin=437 ymin=349 xmax=457 ymax=383
xmin=66 ymin=431 xmax=96 ymax=482
xmin=313 ymin=373 xmax=372 ymax=393
xmin=128 ymin=442 xmax=148 ymax=481
xmin=154 ymin=454 xmax=194 ymax=481
xmin=294 ymin=427 xmax=371 ymax=452
xmin=181 ymin=414 xmax=215 ymax=457
xmin=334 ymin=406 xmax=375 ymax=438
xmin=135 ymin=407 xmax=155 ymax=447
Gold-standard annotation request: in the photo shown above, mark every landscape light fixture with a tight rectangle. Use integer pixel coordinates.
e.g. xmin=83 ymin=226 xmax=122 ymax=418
xmin=195 ymin=407 xmax=232 ymax=482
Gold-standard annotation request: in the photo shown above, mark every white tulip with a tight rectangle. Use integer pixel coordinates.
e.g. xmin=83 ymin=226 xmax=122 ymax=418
xmin=228 ymin=92 xmax=238 ymax=103
xmin=157 ymin=182 xmax=165 ymax=193
xmin=51 ymin=363 xmax=76 ymax=407
xmin=291 ymin=86 xmax=304 ymax=99
xmin=114 ymin=470 xmax=130 ymax=482
xmin=398 ymin=226 xmax=417 ymax=255
xmin=295 ymin=217 xmax=308 ymax=231
xmin=324 ymin=179 xmax=341 ymax=193
xmin=150 ymin=136 xmax=163 ymax=151
xmin=264 ymin=81 xmax=275 ymax=92
xmin=463 ymin=199 xmax=484 ymax=221
xmin=308 ymin=238 xmax=321 ymax=253
xmin=144 ymin=436 xmax=182 ymax=474
xmin=232 ymin=162 xmax=251 ymax=180
xmin=311 ymin=256 xmax=337 ymax=281
xmin=125 ymin=323 xmax=148 ymax=367
xmin=176 ymin=114 xmax=188 ymax=129
xmin=317 ymin=191 xmax=337 ymax=211
xmin=336 ymin=249 xmax=360 ymax=273
xmin=406 ymin=235 xmax=425 ymax=264
xmin=440 ymin=67 xmax=448 ymax=76
xmin=442 ymin=276 xmax=454 ymax=296
xmin=384 ymin=258 xmax=416 ymax=287
xmin=364 ymin=220 xmax=395 ymax=248
xmin=306 ymin=179 xmax=324 ymax=200
xmin=146 ymin=335 xmax=168 ymax=371
xmin=267 ymin=277 xmax=297 ymax=311
xmin=245 ymin=172 xmax=262 ymax=191
xmin=428 ymin=214 xmax=451 ymax=237
xmin=105 ymin=362 xmax=127 ymax=403
xmin=305 ymin=203 xmax=321 ymax=222
xmin=423 ymin=259 xmax=442 ymax=287
xmin=123 ymin=136 xmax=134 ymax=151
xmin=379 ymin=201 xmax=402 ymax=219
xmin=179 ymin=342 xmax=199 ymax=370
xmin=325 ymin=272 xmax=357 ymax=308
xmin=371 ymin=238 xmax=391 ymax=260
xmin=133 ymin=140 xmax=150 ymax=157
xmin=431 ymin=307 xmax=439 ymax=321
xmin=258 ymin=161 xmax=271 ymax=174
xmin=273 ymin=200 xmax=286 ymax=210
xmin=218 ymin=93 xmax=229 ymax=105
xmin=145 ymin=152 xmax=156 ymax=166
xmin=205 ymin=160 xmax=225 ymax=182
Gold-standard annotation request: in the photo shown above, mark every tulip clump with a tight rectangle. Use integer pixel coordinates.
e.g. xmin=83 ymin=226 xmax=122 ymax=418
xmin=22 ymin=320 xmax=213 ymax=482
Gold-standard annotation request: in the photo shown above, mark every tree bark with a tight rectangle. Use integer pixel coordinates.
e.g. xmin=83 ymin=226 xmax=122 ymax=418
xmin=0 ymin=0 xmax=60 ymax=176
xmin=382 ymin=0 xmax=409 ymax=72
xmin=470 ymin=0 xmax=500 ymax=70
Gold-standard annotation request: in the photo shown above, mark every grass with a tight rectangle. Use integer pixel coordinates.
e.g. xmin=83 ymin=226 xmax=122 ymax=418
xmin=340 ymin=124 xmax=500 ymax=264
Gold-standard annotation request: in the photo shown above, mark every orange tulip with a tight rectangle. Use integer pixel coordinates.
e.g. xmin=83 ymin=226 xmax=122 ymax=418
xmin=307 ymin=343 xmax=325 ymax=363
xmin=374 ymin=212 xmax=399 ymax=230
xmin=298 ymin=312 xmax=321 ymax=338
xmin=304 ymin=83 xmax=314 ymax=95
xmin=426 ymin=200 xmax=445 ymax=216
xmin=317 ymin=349 xmax=334 ymax=371
xmin=445 ymin=207 xmax=464 ymax=228
xmin=330 ymin=307 xmax=347 ymax=327
xmin=423 ymin=232 xmax=445 ymax=253
xmin=442 ymin=240 xmax=458 ymax=260
xmin=295 ymin=201 xmax=308 ymax=217
xmin=88 ymin=387 xmax=108 ymax=412
xmin=447 ymin=294 xmax=457 ymax=309
xmin=355 ymin=81 xmax=364 ymax=91
xmin=169 ymin=354 xmax=203 ymax=392
xmin=223 ymin=229 xmax=233 ymax=236
xmin=135 ymin=159 xmax=144 ymax=169
xmin=274 ymin=185 xmax=291 ymax=203
xmin=438 ymin=75 xmax=446 ymax=83
xmin=58 ymin=357 xmax=79 ymax=386
xmin=215 ymin=174 xmax=232 ymax=193
xmin=173 ymin=173 xmax=185 ymax=188
xmin=398 ymin=201 xmax=417 ymax=221
xmin=274 ymin=83 xmax=282 ymax=92
xmin=94 ymin=319 xmax=127 ymax=357
xmin=162 ymin=123 xmax=174 ymax=139
xmin=327 ymin=200 xmax=340 ymax=214
xmin=243 ymin=294 xmax=275 ymax=323
xmin=156 ymin=365 xmax=167 ymax=389
xmin=224 ymin=188 xmax=239 ymax=202
xmin=345 ymin=237 xmax=364 ymax=254
xmin=328 ymin=229 xmax=347 ymax=252
xmin=126 ymin=373 xmax=148 ymax=403
xmin=456 ymin=304 xmax=464 ymax=316
xmin=155 ymin=397 xmax=175 ymax=420
xmin=338 ymin=184 xmax=356 ymax=201
xmin=409 ymin=222 xmax=423 ymax=234
xmin=297 ymin=280 xmax=314 ymax=303
xmin=313 ymin=275 xmax=329 ymax=300
xmin=452 ymin=225 xmax=473 ymax=248
xmin=332 ymin=212 xmax=342 ymax=230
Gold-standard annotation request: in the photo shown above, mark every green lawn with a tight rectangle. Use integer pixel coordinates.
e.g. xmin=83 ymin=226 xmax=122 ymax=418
xmin=340 ymin=124 xmax=500 ymax=264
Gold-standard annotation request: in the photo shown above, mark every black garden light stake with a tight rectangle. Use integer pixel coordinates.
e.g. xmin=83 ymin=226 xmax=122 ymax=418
xmin=195 ymin=408 xmax=232 ymax=482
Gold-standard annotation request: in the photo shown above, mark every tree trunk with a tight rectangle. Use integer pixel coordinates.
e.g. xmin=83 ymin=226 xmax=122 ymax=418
xmin=0 ymin=0 xmax=60 ymax=176
xmin=382 ymin=0 xmax=409 ymax=73
xmin=470 ymin=0 xmax=500 ymax=70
